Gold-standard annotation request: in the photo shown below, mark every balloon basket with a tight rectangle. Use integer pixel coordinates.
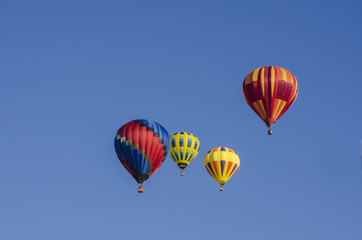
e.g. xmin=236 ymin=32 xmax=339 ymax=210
xmin=138 ymin=185 xmax=143 ymax=193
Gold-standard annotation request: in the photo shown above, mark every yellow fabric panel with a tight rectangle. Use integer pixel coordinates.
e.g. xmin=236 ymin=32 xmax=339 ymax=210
xmin=260 ymin=67 xmax=265 ymax=97
xmin=169 ymin=151 xmax=176 ymax=161
xmin=252 ymin=67 xmax=261 ymax=82
xmin=290 ymin=77 xmax=299 ymax=103
xmin=274 ymin=100 xmax=287 ymax=119
xmin=280 ymin=67 xmax=287 ymax=82
xmin=253 ymin=100 xmax=267 ymax=120
xmin=244 ymin=72 xmax=253 ymax=85
xmin=271 ymin=99 xmax=282 ymax=120
xmin=208 ymin=151 xmax=220 ymax=183
xmin=190 ymin=135 xmax=200 ymax=161
xmin=271 ymin=66 xmax=275 ymax=97
xmin=245 ymin=67 xmax=262 ymax=85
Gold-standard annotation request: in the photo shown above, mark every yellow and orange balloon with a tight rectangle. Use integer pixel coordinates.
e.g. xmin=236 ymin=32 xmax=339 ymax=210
xmin=204 ymin=147 xmax=240 ymax=191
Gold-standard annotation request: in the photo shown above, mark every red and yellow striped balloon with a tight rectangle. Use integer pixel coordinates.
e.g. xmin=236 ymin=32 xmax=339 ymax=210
xmin=242 ymin=66 xmax=298 ymax=134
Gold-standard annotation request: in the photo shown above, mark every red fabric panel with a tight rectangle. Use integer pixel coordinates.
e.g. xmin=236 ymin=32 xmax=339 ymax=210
xmin=139 ymin=125 xmax=147 ymax=151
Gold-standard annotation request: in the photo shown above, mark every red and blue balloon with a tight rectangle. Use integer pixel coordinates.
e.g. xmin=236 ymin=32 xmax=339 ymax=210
xmin=114 ymin=119 xmax=170 ymax=193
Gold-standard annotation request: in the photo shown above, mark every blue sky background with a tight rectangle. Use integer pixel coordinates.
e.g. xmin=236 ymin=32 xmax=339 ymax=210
xmin=1 ymin=1 xmax=362 ymax=239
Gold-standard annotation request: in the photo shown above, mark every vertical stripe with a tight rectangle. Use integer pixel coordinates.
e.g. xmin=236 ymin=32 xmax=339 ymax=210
xmin=275 ymin=101 xmax=286 ymax=120
xmin=220 ymin=160 xmax=225 ymax=175
xmin=270 ymin=66 xmax=276 ymax=122
xmin=228 ymin=164 xmax=238 ymax=178
xmin=270 ymin=66 xmax=275 ymax=97
xmin=264 ymin=66 xmax=271 ymax=119
xmin=185 ymin=149 xmax=189 ymax=161
xmin=229 ymin=166 xmax=239 ymax=178
xmin=179 ymin=136 xmax=184 ymax=147
xmin=253 ymin=100 xmax=267 ymax=120
xmin=187 ymin=137 xmax=192 ymax=147
xmin=226 ymin=161 xmax=233 ymax=176
xmin=213 ymin=161 xmax=219 ymax=176
xmin=206 ymin=166 xmax=216 ymax=180
xmin=260 ymin=67 xmax=265 ymax=97
xmin=207 ymin=162 xmax=215 ymax=176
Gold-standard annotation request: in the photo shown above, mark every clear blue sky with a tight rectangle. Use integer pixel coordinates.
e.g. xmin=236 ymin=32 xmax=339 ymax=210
xmin=1 ymin=1 xmax=362 ymax=239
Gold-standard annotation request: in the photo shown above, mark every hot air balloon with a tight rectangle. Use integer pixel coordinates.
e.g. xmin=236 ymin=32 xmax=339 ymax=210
xmin=204 ymin=147 xmax=240 ymax=191
xmin=242 ymin=66 xmax=299 ymax=135
xmin=169 ymin=132 xmax=200 ymax=176
xmin=114 ymin=119 xmax=170 ymax=193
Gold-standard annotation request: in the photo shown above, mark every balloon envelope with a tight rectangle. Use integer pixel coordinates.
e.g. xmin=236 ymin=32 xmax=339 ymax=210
xmin=204 ymin=147 xmax=240 ymax=189
xmin=242 ymin=66 xmax=298 ymax=133
xmin=114 ymin=119 xmax=170 ymax=185
xmin=169 ymin=132 xmax=200 ymax=175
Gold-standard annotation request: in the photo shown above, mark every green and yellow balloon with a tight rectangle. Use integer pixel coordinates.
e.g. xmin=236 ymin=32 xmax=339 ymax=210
xmin=169 ymin=132 xmax=200 ymax=176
